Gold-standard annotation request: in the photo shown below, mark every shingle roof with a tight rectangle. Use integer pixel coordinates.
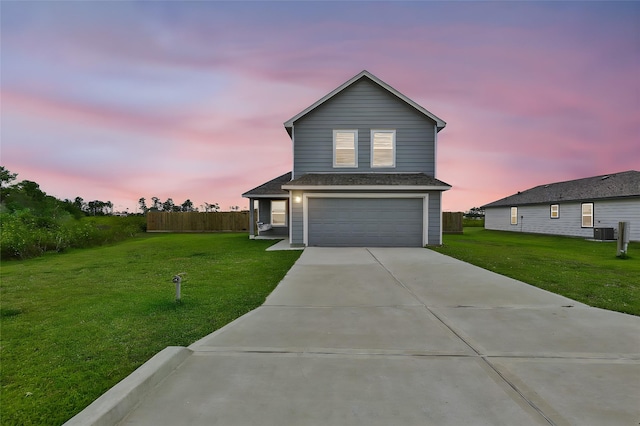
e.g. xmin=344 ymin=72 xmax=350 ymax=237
xmin=242 ymin=172 xmax=291 ymax=198
xmin=282 ymin=173 xmax=451 ymax=189
xmin=283 ymin=70 xmax=446 ymax=136
xmin=482 ymin=170 xmax=640 ymax=208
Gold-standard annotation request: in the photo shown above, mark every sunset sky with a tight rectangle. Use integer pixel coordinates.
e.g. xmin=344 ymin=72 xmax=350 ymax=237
xmin=2 ymin=1 xmax=638 ymax=213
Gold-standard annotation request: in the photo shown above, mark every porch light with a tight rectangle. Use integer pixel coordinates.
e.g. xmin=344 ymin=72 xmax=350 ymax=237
xmin=294 ymin=196 xmax=302 ymax=203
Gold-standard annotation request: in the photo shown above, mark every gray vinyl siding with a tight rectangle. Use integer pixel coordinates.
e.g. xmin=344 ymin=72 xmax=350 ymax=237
xmin=484 ymin=206 xmax=517 ymax=232
xmin=427 ymin=191 xmax=442 ymax=245
xmin=292 ymin=78 xmax=436 ymax=178
xmin=594 ymin=198 xmax=640 ymax=241
xmin=484 ymin=198 xmax=640 ymax=241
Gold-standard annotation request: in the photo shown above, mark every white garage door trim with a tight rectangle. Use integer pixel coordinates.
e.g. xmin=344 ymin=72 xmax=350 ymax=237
xmin=303 ymin=193 xmax=429 ymax=246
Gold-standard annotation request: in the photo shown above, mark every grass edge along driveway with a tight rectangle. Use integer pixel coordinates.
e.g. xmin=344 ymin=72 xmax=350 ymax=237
xmin=0 ymin=233 xmax=302 ymax=426
xmin=430 ymin=228 xmax=639 ymax=316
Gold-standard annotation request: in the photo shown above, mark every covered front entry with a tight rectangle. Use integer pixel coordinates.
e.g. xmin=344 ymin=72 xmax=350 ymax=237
xmin=307 ymin=197 xmax=424 ymax=247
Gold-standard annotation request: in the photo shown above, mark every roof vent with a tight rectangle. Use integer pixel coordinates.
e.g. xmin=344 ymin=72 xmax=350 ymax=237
xmin=544 ymin=184 xmax=549 ymax=188
xmin=601 ymin=175 xmax=610 ymax=180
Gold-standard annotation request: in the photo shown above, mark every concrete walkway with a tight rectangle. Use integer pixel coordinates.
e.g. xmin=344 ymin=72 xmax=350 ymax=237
xmin=68 ymin=248 xmax=640 ymax=426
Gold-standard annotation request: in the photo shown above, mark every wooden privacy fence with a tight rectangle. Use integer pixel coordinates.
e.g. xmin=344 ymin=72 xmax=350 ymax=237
xmin=147 ymin=212 xmax=251 ymax=232
xmin=443 ymin=212 xmax=463 ymax=234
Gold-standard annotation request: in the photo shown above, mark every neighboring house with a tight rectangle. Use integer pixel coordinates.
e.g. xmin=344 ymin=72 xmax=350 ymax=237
xmin=242 ymin=70 xmax=451 ymax=247
xmin=482 ymin=171 xmax=640 ymax=242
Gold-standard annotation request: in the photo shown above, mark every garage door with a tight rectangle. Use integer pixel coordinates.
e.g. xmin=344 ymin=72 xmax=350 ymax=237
xmin=308 ymin=198 xmax=423 ymax=247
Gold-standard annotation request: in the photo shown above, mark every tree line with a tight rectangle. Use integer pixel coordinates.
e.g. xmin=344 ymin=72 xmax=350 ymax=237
xmin=1 ymin=167 xmax=240 ymax=218
xmin=138 ymin=197 xmax=239 ymax=214
xmin=0 ymin=166 xmax=145 ymax=259
xmin=1 ymin=166 xmax=86 ymax=219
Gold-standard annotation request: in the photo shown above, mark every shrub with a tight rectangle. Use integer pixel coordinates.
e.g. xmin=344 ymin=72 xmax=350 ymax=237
xmin=463 ymin=218 xmax=485 ymax=227
xmin=0 ymin=213 xmax=146 ymax=260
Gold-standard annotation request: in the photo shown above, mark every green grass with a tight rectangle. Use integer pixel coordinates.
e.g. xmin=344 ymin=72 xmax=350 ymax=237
xmin=430 ymin=228 xmax=640 ymax=316
xmin=0 ymin=233 xmax=301 ymax=425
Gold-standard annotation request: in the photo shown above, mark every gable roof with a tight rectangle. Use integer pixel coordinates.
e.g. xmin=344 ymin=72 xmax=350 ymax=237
xmin=242 ymin=172 xmax=291 ymax=198
xmin=283 ymin=70 xmax=446 ymax=136
xmin=482 ymin=170 xmax=640 ymax=208
xmin=282 ymin=173 xmax=451 ymax=191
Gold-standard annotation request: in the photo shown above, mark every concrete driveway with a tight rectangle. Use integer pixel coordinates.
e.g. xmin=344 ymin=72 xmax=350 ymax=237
xmin=68 ymin=248 xmax=640 ymax=426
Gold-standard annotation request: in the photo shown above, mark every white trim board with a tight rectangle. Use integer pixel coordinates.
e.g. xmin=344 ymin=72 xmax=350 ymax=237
xmin=282 ymin=185 xmax=450 ymax=191
xmin=243 ymin=195 xmax=289 ymax=199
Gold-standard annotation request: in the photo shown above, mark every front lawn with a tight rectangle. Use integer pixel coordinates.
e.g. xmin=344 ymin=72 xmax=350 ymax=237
xmin=0 ymin=233 xmax=301 ymax=425
xmin=430 ymin=228 xmax=639 ymax=316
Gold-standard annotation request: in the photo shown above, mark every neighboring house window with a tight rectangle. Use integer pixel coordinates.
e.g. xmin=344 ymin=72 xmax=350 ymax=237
xmin=333 ymin=130 xmax=358 ymax=167
xmin=550 ymin=204 xmax=559 ymax=219
xmin=581 ymin=203 xmax=593 ymax=228
xmin=271 ymin=200 xmax=286 ymax=226
xmin=371 ymin=130 xmax=396 ymax=167
xmin=510 ymin=207 xmax=518 ymax=225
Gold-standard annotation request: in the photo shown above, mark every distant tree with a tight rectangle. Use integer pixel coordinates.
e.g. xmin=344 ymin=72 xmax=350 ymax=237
xmin=151 ymin=197 xmax=161 ymax=211
xmin=85 ymin=200 xmax=113 ymax=216
xmin=465 ymin=207 xmax=485 ymax=218
xmin=73 ymin=196 xmax=86 ymax=213
xmin=2 ymin=176 xmax=62 ymax=219
xmin=229 ymin=205 xmax=239 ymax=211
xmin=0 ymin=166 xmax=17 ymax=189
xmin=62 ymin=198 xmax=85 ymax=219
xmin=138 ymin=197 xmax=148 ymax=214
xmin=0 ymin=166 xmax=17 ymax=203
xmin=181 ymin=199 xmax=194 ymax=212
xmin=87 ymin=200 xmax=101 ymax=216
xmin=204 ymin=202 xmax=220 ymax=212
xmin=16 ymin=180 xmax=46 ymax=202
xmin=162 ymin=198 xmax=175 ymax=212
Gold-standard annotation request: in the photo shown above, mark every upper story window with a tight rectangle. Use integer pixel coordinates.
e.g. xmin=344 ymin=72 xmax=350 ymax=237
xmin=510 ymin=207 xmax=518 ymax=225
xmin=550 ymin=204 xmax=559 ymax=219
xmin=371 ymin=130 xmax=396 ymax=168
xmin=581 ymin=203 xmax=593 ymax=228
xmin=271 ymin=200 xmax=287 ymax=226
xmin=333 ymin=130 xmax=358 ymax=168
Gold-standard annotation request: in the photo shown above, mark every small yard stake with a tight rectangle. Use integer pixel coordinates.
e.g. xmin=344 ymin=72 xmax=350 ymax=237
xmin=172 ymin=273 xmax=186 ymax=302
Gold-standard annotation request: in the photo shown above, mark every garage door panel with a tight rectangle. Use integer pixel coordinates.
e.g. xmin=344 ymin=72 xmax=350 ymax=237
xmin=308 ymin=198 xmax=423 ymax=247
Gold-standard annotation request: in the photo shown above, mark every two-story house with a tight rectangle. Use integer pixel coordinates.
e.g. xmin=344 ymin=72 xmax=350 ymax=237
xmin=242 ymin=70 xmax=451 ymax=247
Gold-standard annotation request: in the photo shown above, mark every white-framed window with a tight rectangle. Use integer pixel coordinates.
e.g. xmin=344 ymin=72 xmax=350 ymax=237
xmin=271 ymin=200 xmax=287 ymax=226
xmin=550 ymin=204 xmax=559 ymax=219
xmin=333 ymin=130 xmax=357 ymax=168
xmin=510 ymin=207 xmax=518 ymax=225
xmin=581 ymin=203 xmax=593 ymax=228
xmin=371 ymin=129 xmax=396 ymax=168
